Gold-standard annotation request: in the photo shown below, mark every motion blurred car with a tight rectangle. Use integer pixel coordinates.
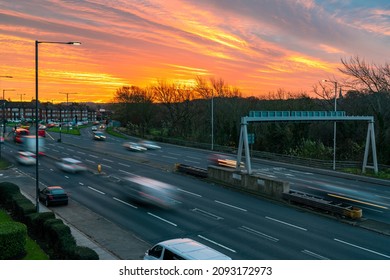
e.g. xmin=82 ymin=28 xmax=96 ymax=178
xmin=91 ymin=125 xmax=98 ymax=131
xmin=123 ymin=142 xmax=147 ymax=152
xmin=208 ymin=153 xmax=243 ymax=168
xmin=13 ymin=128 xmax=29 ymax=143
xmin=138 ymin=140 xmax=161 ymax=150
xmin=56 ymin=157 xmax=87 ymax=173
xmin=93 ymin=131 xmax=106 ymax=141
xmin=123 ymin=176 xmax=180 ymax=209
xmin=39 ymin=186 xmax=68 ymax=206
xmin=16 ymin=151 xmax=36 ymax=165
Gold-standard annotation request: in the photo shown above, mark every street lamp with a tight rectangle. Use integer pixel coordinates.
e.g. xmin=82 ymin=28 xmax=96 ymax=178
xmin=323 ymin=79 xmax=338 ymax=171
xmin=211 ymin=92 xmax=214 ymax=151
xmin=2 ymin=89 xmax=15 ymax=134
xmin=59 ymin=92 xmax=78 ymax=133
xmin=35 ymin=40 xmax=81 ymax=212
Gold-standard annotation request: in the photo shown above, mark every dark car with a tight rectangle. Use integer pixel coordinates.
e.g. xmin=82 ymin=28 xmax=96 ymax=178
xmin=39 ymin=186 xmax=69 ymax=206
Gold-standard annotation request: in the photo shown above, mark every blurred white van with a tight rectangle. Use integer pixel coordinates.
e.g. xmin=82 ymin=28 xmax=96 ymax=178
xmin=144 ymin=238 xmax=232 ymax=260
xmin=123 ymin=176 xmax=179 ymax=208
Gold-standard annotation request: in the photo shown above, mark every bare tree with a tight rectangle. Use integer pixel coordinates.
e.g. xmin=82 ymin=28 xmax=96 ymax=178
xmin=339 ymin=56 xmax=390 ymax=92
xmin=113 ymin=85 xmax=154 ymax=136
xmin=152 ymin=80 xmax=196 ymax=136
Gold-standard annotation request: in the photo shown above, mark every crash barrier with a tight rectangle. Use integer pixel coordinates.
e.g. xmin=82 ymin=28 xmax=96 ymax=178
xmin=175 ymin=163 xmax=208 ymax=178
xmin=207 ymin=166 xmax=289 ymax=201
xmin=282 ymin=191 xmax=362 ymax=220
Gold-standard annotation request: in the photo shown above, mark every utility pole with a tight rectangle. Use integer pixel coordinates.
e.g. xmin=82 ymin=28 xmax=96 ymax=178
xmin=17 ymin=93 xmax=26 ymax=102
xmin=59 ymin=92 xmax=77 ymax=132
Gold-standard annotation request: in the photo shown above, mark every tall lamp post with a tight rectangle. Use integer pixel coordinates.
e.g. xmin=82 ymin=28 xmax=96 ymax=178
xmin=323 ymin=79 xmax=338 ymax=171
xmin=35 ymin=40 xmax=81 ymax=212
xmin=211 ymin=92 xmax=214 ymax=151
xmin=59 ymin=92 xmax=78 ymax=133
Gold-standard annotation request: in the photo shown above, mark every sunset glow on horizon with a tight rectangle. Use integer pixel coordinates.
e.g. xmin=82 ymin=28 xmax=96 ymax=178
xmin=1 ymin=0 xmax=389 ymax=103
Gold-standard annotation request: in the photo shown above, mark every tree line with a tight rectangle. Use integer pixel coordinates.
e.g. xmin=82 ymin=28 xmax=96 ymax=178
xmin=109 ymin=57 xmax=390 ymax=166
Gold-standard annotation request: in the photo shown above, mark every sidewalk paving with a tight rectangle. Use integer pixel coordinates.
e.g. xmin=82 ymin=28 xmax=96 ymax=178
xmin=0 ymin=167 xmax=150 ymax=260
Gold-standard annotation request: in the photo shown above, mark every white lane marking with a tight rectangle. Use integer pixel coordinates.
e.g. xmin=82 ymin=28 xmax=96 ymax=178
xmin=64 ymin=175 xmax=70 ymax=179
xmin=147 ymin=212 xmax=177 ymax=227
xmin=101 ymin=164 xmax=112 ymax=169
xmin=79 ymin=182 xmax=84 ymax=186
xmin=118 ymin=162 xmax=131 ymax=168
xmin=265 ymin=216 xmax=307 ymax=231
xmin=301 ymin=249 xmax=329 ymax=260
xmin=162 ymin=155 xmax=177 ymax=160
xmin=119 ymin=169 xmax=136 ymax=176
xmin=77 ymin=151 xmax=86 ymax=155
xmin=191 ymin=208 xmax=224 ymax=220
xmin=167 ymin=152 xmax=181 ymax=156
xmin=52 ymin=149 xmax=59 ymax=153
xmin=177 ymin=188 xmax=202 ymax=197
xmin=238 ymin=226 xmax=279 ymax=242
xmin=103 ymin=158 xmax=114 ymax=163
xmin=86 ymin=159 xmax=96 ymax=164
xmin=89 ymin=154 xmax=98 ymax=158
xmin=88 ymin=186 xmax=105 ymax=195
xmin=198 ymin=235 xmax=236 ymax=253
xmin=184 ymin=159 xmax=201 ymax=164
xmin=67 ymin=148 xmax=75 ymax=152
xmin=215 ymin=200 xmax=247 ymax=212
xmin=187 ymin=156 xmax=202 ymax=160
xmin=113 ymin=197 xmax=138 ymax=209
xmin=334 ymin=238 xmax=390 ymax=259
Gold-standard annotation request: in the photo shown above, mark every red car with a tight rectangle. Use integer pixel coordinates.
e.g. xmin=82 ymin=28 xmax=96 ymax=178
xmin=13 ymin=128 xmax=29 ymax=143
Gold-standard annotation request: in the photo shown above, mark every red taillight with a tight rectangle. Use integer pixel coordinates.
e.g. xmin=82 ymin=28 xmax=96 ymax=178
xmin=48 ymin=195 xmax=54 ymax=200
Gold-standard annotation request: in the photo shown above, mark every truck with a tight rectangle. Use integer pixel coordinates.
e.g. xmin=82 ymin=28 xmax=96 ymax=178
xmin=22 ymin=135 xmax=45 ymax=155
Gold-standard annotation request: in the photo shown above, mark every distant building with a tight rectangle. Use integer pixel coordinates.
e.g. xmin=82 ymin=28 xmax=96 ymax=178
xmin=1 ymin=100 xmax=97 ymax=123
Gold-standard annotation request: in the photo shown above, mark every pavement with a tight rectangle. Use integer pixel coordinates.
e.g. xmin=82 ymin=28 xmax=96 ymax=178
xmin=0 ymin=167 xmax=150 ymax=260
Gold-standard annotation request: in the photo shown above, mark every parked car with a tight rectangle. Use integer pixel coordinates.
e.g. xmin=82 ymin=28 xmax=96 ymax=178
xmin=56 ymin=157 xmax=87 ymax=173
xmin=138 ymin=140 xmax=161 ymax=150
xmin=93 ymin=131 xmax=106 ymax=141
xmin=16 ymin=151 xmax=36 ymax=165
xmin=39 ymin=186 xmax=69 ymax=206
xmin=123 ymin=142 xmax=147 ymax=152
xmin=144 ymin=238 xmax=232 ymax=260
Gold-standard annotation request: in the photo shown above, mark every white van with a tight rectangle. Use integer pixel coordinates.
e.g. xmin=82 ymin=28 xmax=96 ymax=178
xmin=144 ymin=238 xmax=232 ymax=260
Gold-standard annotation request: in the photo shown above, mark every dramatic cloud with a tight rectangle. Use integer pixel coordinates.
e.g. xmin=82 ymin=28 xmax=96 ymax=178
xmin=0 ymin=0 xmax=389 ymax=102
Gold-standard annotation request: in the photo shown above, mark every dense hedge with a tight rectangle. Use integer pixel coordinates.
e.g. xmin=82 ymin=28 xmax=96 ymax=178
xmin=0 ymin=221 xmax=27 ymax=259
xmin=0 ymin=182 xmax=99 ymax=260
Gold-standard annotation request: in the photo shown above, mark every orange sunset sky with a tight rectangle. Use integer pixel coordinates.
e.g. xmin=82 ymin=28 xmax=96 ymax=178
xmin=1 ymin=0 xmax=389 ymax=103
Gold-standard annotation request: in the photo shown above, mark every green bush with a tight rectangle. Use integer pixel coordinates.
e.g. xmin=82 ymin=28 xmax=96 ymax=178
xmin=72 ymin=246 xmax=99 ymax=260
xmin=0 ymin=222 xmax=27 ymax=259
xmin=12 ymin=198 xmax=36 ymax=222
xmin=0 ymin=182 xmax=21 ymax=207
xmin=27 ymin=212 xmax=56 ymax=239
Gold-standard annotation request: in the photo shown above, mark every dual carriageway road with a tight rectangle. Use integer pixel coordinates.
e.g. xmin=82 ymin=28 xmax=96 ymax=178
xmin=1 ymin=127 xmax=389 ymax=259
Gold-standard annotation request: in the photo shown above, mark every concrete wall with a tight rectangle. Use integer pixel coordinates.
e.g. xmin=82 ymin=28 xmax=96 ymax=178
xmin=208 ymin=166 xmax=289 ymax=201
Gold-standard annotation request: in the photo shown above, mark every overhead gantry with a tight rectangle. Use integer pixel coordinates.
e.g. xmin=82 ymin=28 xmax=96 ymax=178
xmin=236 ymin=111 xmax=378 ymax=175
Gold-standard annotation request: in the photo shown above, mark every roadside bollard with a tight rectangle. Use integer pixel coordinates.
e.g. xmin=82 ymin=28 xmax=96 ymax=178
xmin=97 ymin=164 xmax=101 ymax=173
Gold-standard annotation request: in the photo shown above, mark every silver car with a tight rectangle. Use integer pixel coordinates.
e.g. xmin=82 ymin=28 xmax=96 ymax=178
xmin=56 ymin=157 xmax=87 ymax=173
